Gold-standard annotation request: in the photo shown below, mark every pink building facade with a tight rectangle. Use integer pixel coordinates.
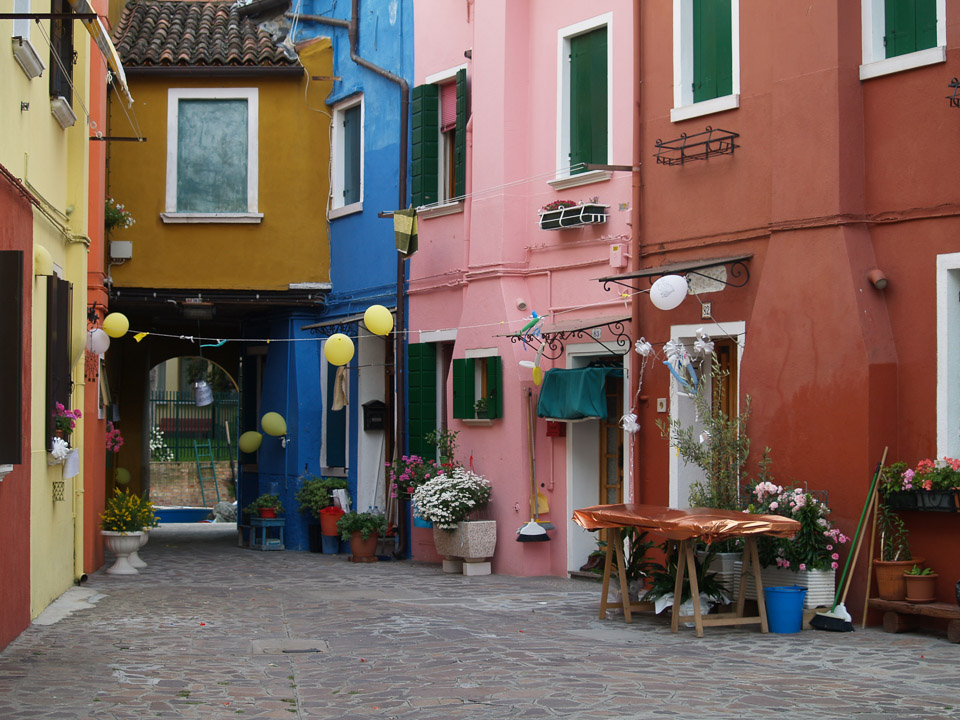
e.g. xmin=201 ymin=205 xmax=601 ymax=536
xmin=410 ymin=1 xmax=638 ymax=576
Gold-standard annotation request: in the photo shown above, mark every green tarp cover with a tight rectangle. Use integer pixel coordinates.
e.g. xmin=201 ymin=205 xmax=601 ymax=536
xmin=536 ymin=367 xmax=623 ymax=420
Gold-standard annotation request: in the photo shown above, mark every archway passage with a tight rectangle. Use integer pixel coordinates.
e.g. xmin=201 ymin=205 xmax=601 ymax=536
xmin=147 ymin=357 xmax=239 ymax=519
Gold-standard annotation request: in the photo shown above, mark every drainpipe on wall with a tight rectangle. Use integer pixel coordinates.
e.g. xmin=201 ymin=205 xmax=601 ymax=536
xmin=290 ymin=0 xmax=410 ymax=548
xmin=630 ymin=1 xmax=644 ymax=503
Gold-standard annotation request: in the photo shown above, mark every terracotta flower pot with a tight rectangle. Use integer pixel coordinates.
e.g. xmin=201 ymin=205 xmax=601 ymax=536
xmin=904 ymin=571 xmax=939 ymax=603
xmin=258 ymin=508 xmax=277 ymax=519
xmin=873 ymin=558 xmax=924 ymax=601
xmin=349 ymin=531 xmax=379 ymax=563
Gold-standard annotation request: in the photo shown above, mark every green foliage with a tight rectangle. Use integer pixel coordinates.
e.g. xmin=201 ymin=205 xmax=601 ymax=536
xmin=877 ymin=502 xmax=911 ymax=562
xmin=295 ymin=476 xmax=348 ymax=519
xmin=588 ymin=528 xmax=663 ymax=586
xmin=424 ymin=429 xmax=459 ymax=460
xmin=473 ymin=396 xmax=490 ymax=415
xmin=337 ymin=511 xmax=387 ymax=541
xmin=656 ymin=356 xmax=755 ymax=510
xmin=104 ymin=197 xmax=135 ymax=231
xmin=642 ymin=542 xmax=729 ymax=604
xmin=879 ymin=462 xmax=909 ymax=497
xmin=905 ymin=564 xmax=934 ymax=576
xmin=243 ymin=493 xmax=283 ymax=515
xmin=184 ymin=359 xmax=233 ymax=393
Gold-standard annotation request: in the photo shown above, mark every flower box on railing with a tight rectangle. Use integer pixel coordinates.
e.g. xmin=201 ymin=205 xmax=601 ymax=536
xmin=886 ymin=489 xmax=959 ymax=512
xmin=538 ymin=203 xmax=608 ymax=230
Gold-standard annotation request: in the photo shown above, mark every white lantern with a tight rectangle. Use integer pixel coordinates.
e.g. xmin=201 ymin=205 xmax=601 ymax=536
xmin=86 ymin=328 xmax=111 ymax=355
xmin=194 ymin=380 xmax=213 ymax=407
xmin=649 ymin=275 xmax=688 ymax=311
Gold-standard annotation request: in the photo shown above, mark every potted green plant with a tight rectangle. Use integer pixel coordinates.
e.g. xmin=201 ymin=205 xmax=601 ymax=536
xmin=337 ymin=511 xmax=388 ymax=562
xmin=100 ymin=488 xmax=151 ymax=575
xmin=244 ymin=493 xmax=283 ymax=518
xmin=903 ymin=564 xmax=938 ymax=603
xmin=873 ymin=501 xmax=919 ymax=601
xmin=425 ymin=428 xmax=460 ymax=465
xmin=473 ymin=396 xmax=490 ymax=419
xmin=295 ymin=476 xmax=348 ymax=520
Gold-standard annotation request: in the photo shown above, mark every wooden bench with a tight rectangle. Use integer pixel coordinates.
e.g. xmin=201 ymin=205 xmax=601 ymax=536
xmin=868 ymin=598 xmax=960 ymax=643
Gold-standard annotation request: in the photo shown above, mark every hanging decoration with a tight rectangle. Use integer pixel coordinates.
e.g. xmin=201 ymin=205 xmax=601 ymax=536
xmin=649 ymin=274 xmax=688 ymax=311
xmin=261 ymin=412 xmax=287 ymax=437
xmin=102 ymin=312 xmax=130 ymax=338
xmin=363 ymin=305 xmax=394 ymax=336
xmin=324 ymin=333 xmax=355 ymax=366
xmin=86 ymin=328 xmax=111 ymax=355
xmin=238 ymin=431 xmax=263 ymax=453
xmin=115 ymin=467 xmax=131 ymax=485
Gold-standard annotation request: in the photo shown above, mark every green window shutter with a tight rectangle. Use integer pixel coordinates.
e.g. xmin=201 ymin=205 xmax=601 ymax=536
xmin=326 ymin=367 xmax=346 ymax=467
xmin=487 ymin=357 xmax=503 ymax=419
xmin=452 ymin=358 xmax=475 ymax=419
xmin=915 ymin=0 xmax=937 ymax=52
xmin=407 ymin=343 xmax=437 ymax=458
xmin=569 ymin=27 xmax=607 ymax=174
xmin=342 ymin=104 xmax=361 ymax=205
xmin=454 ymin=68 xmax=467 ymax=199
xmin=886 ymin=0 xmax=937 ymax=57
xmin=411 ymin=84 xmax=439 ymax=207
xmin=693 ymin=0 xmax=732 ymax=103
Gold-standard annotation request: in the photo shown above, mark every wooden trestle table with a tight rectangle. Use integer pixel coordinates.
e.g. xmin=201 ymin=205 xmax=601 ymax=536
xmin=572 ymin=504 xmax=801 ymax=638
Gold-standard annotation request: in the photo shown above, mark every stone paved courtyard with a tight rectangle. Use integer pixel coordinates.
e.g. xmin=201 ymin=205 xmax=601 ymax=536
xmin=0 ymin=524 xmax=957 ymax=719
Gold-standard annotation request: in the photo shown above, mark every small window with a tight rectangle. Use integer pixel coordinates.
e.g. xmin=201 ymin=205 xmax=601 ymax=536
xmin=412 ymin=68 xmax=466 ymax=208
xmin=12 ymin=0 xmax=45 ymax=79
xmin=163 ymin=88 xmax=261 ymax=222
xmin=860 ymin=0 xmax=946 ymax=80
xmin=671 ymin=0 xmax=740 ymax=122
xmin=332 ymin=96 xmax=363 ymax=213
xmin=452 ymin=356 xmax=502 ymax=420
xmin=884 ymin=0 xmax=937 ymax=58
xmin=49 ymin=0 xmax=74 ymax=104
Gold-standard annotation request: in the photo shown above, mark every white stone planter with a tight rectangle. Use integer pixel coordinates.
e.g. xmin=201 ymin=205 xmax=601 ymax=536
xmin=733 ymin=561 xmax=836 ymax=609
xmin=128 ymin=528 xmax=150 ymax=569
xmin=102 ymin=531 xmax=144 ymax=575
xmin=433 ymin=520 xmax=497 ymax=576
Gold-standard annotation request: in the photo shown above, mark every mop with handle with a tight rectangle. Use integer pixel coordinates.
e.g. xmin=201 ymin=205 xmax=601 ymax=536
xmin=810 ymin=447 xmax=887 ymax=632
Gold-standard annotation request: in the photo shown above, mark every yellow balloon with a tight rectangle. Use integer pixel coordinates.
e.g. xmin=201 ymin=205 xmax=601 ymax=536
xmin=115 ymin=467 xmax=131 ymax=485
xmin=363 ymin=305 xmax=394 ymax=336
xmin=324 ymin=333 xmax=355 ymax=366
xmin=533 ymin=366 xmax=543 ymax=386
xmin=102 ymin=312 xmax=130 ymax=338
xmin=261 ymin=412 xmax=287 ymax=437
xmin=238 ymin=431 xmax=263 ymax=453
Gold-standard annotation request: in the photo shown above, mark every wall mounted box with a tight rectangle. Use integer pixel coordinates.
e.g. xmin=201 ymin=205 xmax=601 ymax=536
xmin=110 ymin=241 xmax=133 ymax=259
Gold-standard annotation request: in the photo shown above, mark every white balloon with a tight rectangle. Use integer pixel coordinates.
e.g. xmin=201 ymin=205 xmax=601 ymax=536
xmin=86 ymin=328 xmax=111 ymax=355
xmin=650 ymin=275 xmax=688 ymax=311
xmin=519 ymin=360 xmax=535 ymax=368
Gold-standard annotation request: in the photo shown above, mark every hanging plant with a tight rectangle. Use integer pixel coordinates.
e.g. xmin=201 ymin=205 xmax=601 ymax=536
xmin=104 ymin=197 xmax=135 ymax=232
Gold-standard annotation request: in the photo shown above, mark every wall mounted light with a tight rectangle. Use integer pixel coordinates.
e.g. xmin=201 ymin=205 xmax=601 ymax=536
xmin=33 ymin=245 xmax=53 ymax=276
xmin=867 ymin=268 xmax=888 ymax=290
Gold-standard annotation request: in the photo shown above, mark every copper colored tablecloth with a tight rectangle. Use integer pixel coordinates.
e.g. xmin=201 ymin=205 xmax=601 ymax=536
xmin=572 ymin=504 xmax=800 ymax=544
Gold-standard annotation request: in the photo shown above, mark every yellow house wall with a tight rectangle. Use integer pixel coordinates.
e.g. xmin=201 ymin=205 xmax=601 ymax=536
xmin=107 ymin=40 xmax=333 ymax=291
xmin=1 ymin=16 xmax=93 ymax=615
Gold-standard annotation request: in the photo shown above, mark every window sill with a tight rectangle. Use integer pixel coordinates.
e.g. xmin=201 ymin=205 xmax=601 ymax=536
xmin=0 ymin=464 xmax=12 ymax=482
xmin=417 ymin=201 xmax=464 ymax=219
xmin=670 ymin=94 xmax=739 ymax=123
xmin=161 ymin=212 xmax=264 ymax=224
xmin=859 ymin=46 xmax=946 ymax=81
xmin=329 ymin=202 xmax=363 ymax=219
xmin=548 ymin=170 xmax=613 ymax=191
xmin=461 ymin=418 xmax=493 ymax=426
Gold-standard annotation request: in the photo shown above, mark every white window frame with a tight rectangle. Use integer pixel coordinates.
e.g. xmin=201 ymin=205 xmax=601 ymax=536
xmin=860 ymin=0 xmax=946 ymax=81
xmin=330 ymin=94 xmax=364 ymax=219
xmin=551 ymin=13 xmax=614 ymax=190
xmin=670 ymin=0 xmax=740 ymax=123
xmin=937 ymin=252 xmax=960 ymax=459
xmin=11 ymin=0 xmax=45 ymax=80
xmin=420 ymin=64 xmax=467 ymax=217
xmin=667 ymin=321 xmax=745 ymax=508
xmin=162 ymin=88 xmax=262 ymax=224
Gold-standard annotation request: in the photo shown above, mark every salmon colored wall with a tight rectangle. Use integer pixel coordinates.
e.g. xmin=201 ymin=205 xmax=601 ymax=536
xmin=107 ymin=42 xmax=333 ymax=292
xmin=632 ymin=1 xmax=960 ymax=619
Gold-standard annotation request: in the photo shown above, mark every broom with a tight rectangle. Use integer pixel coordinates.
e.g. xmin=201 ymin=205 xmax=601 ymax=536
xmin=810 ymin=447 xmax=887 ymax=632
xmin=518 ymin=389 xmax=550 ymax=542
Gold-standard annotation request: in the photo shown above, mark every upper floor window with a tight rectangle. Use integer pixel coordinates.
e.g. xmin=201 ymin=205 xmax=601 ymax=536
xmin=860 ymin=0 xmax=946 ymax=80
xmin=671 ymin=0 xmax=740 ymax=123
xmin=552 ymin=15 xmax=612 ymax=188
xmin=12 ymin=0 xmax=45 ymax=79
xmin=331 ymin=95 xmax=363 ymax=217
xmin=412 ymin=67 xmax=466 ymax=209
xmin=49 ymin=0 xmax=74 ymax=103
xmin=162 ymin=88 xmax=263 ymax=223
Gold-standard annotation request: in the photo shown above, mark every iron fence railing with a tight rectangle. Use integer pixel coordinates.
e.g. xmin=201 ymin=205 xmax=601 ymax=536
xmin=149 ymin=391 xmax=239 ymax=462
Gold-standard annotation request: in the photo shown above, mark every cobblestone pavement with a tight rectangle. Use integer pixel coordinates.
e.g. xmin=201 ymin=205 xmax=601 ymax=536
xmin=1 ymin=524 xmax=958 ymax=719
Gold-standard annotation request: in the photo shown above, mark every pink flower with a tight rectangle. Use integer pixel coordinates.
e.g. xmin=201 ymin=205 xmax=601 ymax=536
xmin=832 ymin=552 xmax=839 ymax=560
xmin=831 ymin=561 xmax=839 ymax=569
xmin=799 ymin=563 xmax=806 ymax=571
xmin=826 ymin=544 xmax=833 ymax=551
xmin=769 ymin=502 xmax=778 ymax=511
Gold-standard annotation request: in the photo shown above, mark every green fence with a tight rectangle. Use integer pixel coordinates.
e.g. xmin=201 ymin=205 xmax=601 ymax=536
xmin=149 ymin=391 xmax=239 ymax=462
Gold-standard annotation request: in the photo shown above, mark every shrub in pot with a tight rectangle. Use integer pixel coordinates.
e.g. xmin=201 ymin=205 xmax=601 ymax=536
xmin=295 ymin=476 xmax=348 ymax=519
xmin=244 ymin=493 xmax=283 ymax=518
xmin=337 ymin=511 xmax=388 ymax=562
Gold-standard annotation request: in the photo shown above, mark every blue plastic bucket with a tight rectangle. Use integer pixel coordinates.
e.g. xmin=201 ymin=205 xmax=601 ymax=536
xmin=764 ymin=585 xmax=808 ymax=634
xmin=321 ymin=534 xmax=339 ymax=554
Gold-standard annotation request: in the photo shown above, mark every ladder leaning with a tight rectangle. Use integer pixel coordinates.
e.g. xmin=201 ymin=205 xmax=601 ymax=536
xmin=193 ymin=440 xmax=221 ymax=505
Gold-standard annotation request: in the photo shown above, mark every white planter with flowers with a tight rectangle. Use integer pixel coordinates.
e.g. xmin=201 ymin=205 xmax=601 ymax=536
xmin=732 ymin=561 xmax=836 ymax=609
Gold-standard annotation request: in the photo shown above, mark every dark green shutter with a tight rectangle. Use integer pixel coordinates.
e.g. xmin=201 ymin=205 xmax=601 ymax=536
xmin=569 ymin=27 xmax=607 ymax=174
xmin=452 ymin=358 xmax=475 ymax=419
xmin=326 ymin=367 xmax=346 ymax=467
xmin=885 ymin=0 xmax=936 ymax=58
xmin=454 ymin=69 xmax=467 ymax=199
xmin=45 ymin=276 xmax=72 ymax=440
xmin=343 ymin=104 xmax=361 ymax=205
xmin=407 ymin=343 xmax=437 ymax=458
xmin=693 ymin=0 xmax=732 ymax=103
xmin=411 ymin=84 xmax=439 ymax=207
xmin=487 ymin=357 xmax=503 ymax=419
xmin=0 ymin=252 xmax=23 ymax=465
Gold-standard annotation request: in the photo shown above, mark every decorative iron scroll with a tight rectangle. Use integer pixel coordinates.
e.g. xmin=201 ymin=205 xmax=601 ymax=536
xmin=948 ymin=78 xmax=960 ymax=108
xmin=306 ymin=319 xmax=360 ymax=338
xmin=599 ymin=256 xmax=751 ymax=294
xmin=654 ymin=126 xmax=739 ymax=166
xmin=507 ymin=320 xmax=632 ymax=358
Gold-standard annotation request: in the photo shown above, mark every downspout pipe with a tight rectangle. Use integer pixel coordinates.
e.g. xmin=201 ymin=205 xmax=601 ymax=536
xmin=631 ymin=2 xmax=644 ymax=503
